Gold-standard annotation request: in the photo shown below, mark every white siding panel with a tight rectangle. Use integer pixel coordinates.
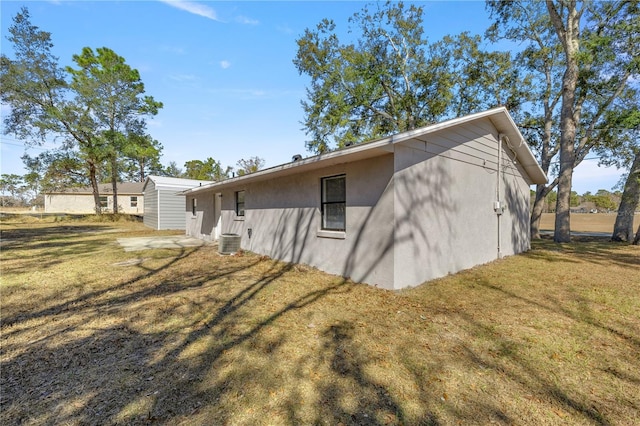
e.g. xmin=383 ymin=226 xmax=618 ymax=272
xmin=158 ymin=190 xmax=188 ymax=230
xmin=143 ymin=181 xmax=159 ymax=229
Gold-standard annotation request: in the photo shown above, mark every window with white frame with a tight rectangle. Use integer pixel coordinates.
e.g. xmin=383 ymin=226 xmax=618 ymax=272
xmin=130 ymin=196 xmax=138 ymax=207
xmin=99 ymin=196 xmax=108 ymax=208
xmin=321 ymin=175 xmax=346 ymax=231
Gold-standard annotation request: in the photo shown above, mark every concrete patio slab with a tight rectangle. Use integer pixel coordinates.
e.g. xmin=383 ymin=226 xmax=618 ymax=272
xmin=117 ymin=235 xmax=213 ymax=252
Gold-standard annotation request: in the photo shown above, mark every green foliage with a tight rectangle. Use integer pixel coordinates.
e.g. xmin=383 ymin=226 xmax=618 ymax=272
xmin=163 ymin=161 xmax=183 ymax=178
xmin=294 ymin=1 xmax=521 ymax=153
xmin=236 ymin=157 xmax=265 ymax=176
xmin=570 ymin=191 xmax=580 ymax=207
xmin=0 ymin=7 xmax=67 ymax=143
xmin=487 ymin=0 xmax=639 ymax=240
xmin=184 ymin=158 xmax=231 ymax=181
xmin=66 ymin=47 xmax=162 ymax=212
xmin=0 ymin=174 xmax=23 ymax=198
xmin=1 ymin=8 xmax=162 ymax=213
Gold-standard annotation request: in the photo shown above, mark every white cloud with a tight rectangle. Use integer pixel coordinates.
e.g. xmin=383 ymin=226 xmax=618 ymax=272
xmin=168 ymin=74 xmax=197 ymax=82
xmin=159 ymin=0 xmax=220 ymax=21
xmin=236 ymin=15 xmax=259 ymax=25
xmin=220 ymin=60 xmax=231 ymax=69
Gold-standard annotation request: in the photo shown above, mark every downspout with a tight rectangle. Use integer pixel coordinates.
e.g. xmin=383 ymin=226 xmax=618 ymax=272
xmin=495 ymin=134 xmax=507 ymax=259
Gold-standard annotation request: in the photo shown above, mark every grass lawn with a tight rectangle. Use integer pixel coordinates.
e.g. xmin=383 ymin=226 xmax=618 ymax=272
xmin=1 ymin=215 xmax=639 ymax=425
xmin=539 ymin=212 xmax=639 ymax=234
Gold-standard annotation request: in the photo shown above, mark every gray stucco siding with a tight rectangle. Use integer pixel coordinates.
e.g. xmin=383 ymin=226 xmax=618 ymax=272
xmin=186 ymin=192 xmax=217 ymax=240
xmin=391 ymin=119 xmax=531 ymax=288
xmin=216 ymin=155 xmax=396 ymax=289
xmin=185 ymin=109 xmax=544 ymax=290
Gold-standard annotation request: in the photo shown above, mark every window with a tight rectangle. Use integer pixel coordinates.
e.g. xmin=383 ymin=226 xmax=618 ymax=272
xmin=191 ymin=198 xmax=197 ymax=216
xmin=235 ymin=191 xmax=245 ymax=216
xmin=130 ymin=196 xmax=138 ymax=208
xmin=321 ymin=175 xmax=346 ymax=231
xmin=99 ymin=196 xmax=108 ymax=208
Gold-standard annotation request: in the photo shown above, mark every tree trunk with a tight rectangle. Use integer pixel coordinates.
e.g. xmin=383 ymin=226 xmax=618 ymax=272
xmin=111 ymin=156 xmax=119 ymax=214
xmin=547 ymin=0 xmax=581 ymax=243
xmin=554 ymin=144 xmax=575 ymax=243
xmin=89 ymin=162 xmax=101 ymax=215
xmin=531 ymin=184 xmax=553 ymax=239
xmin=612 ymin=150 xmax=640 ymax=242
xmin=139 ymin=158 xmax=145 ymax=182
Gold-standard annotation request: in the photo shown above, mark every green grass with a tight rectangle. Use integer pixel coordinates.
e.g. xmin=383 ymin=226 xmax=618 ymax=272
xmin=1 ymin=217 xmax=639 ymax=425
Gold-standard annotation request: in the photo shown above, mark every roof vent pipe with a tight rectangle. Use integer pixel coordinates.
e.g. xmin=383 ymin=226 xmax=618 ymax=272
xmin=292 ymin=154 xmax=302 ymax=162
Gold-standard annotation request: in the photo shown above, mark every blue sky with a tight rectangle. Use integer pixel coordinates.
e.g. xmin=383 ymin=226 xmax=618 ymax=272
xmin=0 ymin=0 xmax=625 ymax=194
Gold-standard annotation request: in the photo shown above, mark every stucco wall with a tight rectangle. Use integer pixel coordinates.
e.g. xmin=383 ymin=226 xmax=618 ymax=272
xmin=188 ymin=118 xmax=534 ymax=290
xmin=45 ymin=193 xmax=143 ymax=214
xmin=186 ymin=191 xmax=218 ymax=240
xmin=392 ymin=118 xmax=531 ymax=288
xmin=213 ymin=155 xmax=396 ymax=289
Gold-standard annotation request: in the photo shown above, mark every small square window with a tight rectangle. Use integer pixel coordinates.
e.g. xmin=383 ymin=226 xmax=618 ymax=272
xmin=130 ymin=196 xmax=138 ymax=207
xmin=321 ymin=175 xmax=345 ymax=231
xmin=236 ymin=191 xmax=245 ymax=216
xmin=99 ymin=196 xmax=108 ymax=208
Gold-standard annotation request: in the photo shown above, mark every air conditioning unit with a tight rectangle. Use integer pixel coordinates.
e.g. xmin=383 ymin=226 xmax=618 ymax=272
xmin=219 ymin=233 xmax=241 ymax=254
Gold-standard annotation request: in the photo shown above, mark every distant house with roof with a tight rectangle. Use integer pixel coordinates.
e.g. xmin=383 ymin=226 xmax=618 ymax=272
xmin=44 ymin=182 xmax=145 ymax=214
xmin=142 ymin=175 xmax=212 ymax=230
xmin=183 ymin=107 xmax=547 ymax=290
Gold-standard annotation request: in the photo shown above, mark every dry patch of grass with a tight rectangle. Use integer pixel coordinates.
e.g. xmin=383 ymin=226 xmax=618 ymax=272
xmin=1 ymin=218 xmax=639 ymax=425
xmin=539 ymin=212 xmax=639 ymax=233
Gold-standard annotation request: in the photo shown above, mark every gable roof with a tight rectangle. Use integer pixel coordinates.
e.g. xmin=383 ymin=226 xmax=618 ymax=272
xmin=184 ymin=107 xmax=547 ymax=196
xmin=142 ymin=175 xmax=213 ymax=192
xmin=46 ymin=182 xmax=144 ymax=195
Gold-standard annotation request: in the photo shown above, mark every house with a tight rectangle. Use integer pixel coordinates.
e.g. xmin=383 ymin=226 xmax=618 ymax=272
xmin=142 ymin=175 xmax=212 ymax=230
xmin=44 ymin=182 xmax=144 ymax=214
xmin=183 ymin=107 xmax=547 ymax=290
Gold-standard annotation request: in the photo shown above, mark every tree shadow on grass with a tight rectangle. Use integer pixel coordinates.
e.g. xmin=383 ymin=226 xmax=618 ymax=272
xmin=307 ymin=321 xmax=441 ymax=425
xmin=527 ymin=236 xmax=640 ymax=270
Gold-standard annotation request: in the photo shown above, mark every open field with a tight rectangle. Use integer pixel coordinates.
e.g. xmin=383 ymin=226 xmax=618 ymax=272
xmin=1 ymin=216 xmax=639 ymax=425
xmin=539 ymin=212 xmax=639 ymax=234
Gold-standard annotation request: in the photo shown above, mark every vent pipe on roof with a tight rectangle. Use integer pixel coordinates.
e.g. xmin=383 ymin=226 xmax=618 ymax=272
xmin=292 ymin=154 xmax=302 ymax=162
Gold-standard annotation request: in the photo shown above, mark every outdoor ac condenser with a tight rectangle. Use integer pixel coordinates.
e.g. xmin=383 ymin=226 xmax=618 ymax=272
xmin=219 ymin=234 xmax=241 ymax=254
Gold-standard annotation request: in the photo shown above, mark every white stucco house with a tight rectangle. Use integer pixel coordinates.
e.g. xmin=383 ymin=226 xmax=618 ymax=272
xmin=44 ymin=182 xmax=144 ymax=214
xmin=183 ymin=107 xmax=547 ymax=290
xmin=142 ymin=175 xmax=212 ymax=230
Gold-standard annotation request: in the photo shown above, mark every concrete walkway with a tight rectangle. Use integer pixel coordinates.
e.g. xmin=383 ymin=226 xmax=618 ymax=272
xmin=117 ymin=235 xmax=212 ymax=252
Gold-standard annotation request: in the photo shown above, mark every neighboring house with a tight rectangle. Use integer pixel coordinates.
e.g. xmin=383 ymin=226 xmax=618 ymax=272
xmin=44 ymin=182 xmax=144 ymax=214
xmin=142 ymin=175 xmax=212 ymax=230
xmin=184 ymin=107 xmax=547 ymax=290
